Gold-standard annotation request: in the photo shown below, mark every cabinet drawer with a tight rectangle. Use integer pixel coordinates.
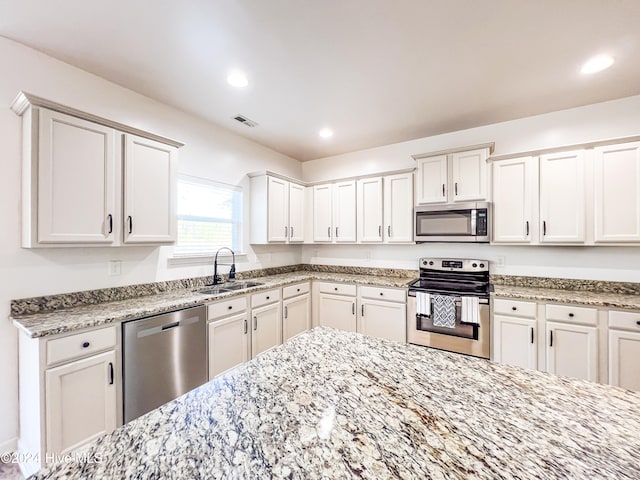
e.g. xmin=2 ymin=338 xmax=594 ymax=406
xmin=317 ymin=282 xmax=357 ymax=296
xmin=251 ymin=289 xmax=281 ymax=308
xmin=545 ymin=304 xmax=597 ymax=326
xmin=208 ymin=296 xmax=247 ymax=320
xmin=360 ymin=286 xmax=406 ymax=303
xmin=493 ymin=298 xmax=537 ymax=318
xmin=609 ymin=310 xmax=640 ymax=331
xmin=47 ymin=326 xmax=117 ymax=366
xmin=283 ymin=282 xmax=310 ymax=299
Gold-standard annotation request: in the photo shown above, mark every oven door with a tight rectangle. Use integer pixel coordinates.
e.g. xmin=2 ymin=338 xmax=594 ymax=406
xmin=407 ymin=292 xmax=490 ymax=359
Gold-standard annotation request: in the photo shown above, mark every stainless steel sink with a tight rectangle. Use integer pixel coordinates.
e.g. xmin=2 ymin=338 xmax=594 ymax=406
xmin=194 ymin=281 xmax=263 ymax=295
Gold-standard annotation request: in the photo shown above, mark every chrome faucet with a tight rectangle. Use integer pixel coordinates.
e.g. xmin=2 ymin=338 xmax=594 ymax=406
xmin=212 ymin=247 xmax=236 ymax=285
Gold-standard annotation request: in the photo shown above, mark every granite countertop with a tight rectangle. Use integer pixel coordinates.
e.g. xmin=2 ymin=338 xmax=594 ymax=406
xmin=31 ymin=327 xmax=640 ymax=479
xmin=493 ymin=284 xmax=640 ymax=310
xmin=12 ymin=272 xmax=415 ymax=338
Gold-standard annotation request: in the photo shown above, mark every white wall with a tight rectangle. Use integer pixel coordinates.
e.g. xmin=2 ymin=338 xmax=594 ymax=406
xmin=301 ymin=95 xmax=640 ymax=282
xmin=0 ymin=37 xmax=302 ymax=451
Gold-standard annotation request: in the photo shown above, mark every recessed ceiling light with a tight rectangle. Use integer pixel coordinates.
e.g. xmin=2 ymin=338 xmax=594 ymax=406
xmin=227 ymin=71 xmax=248 ymax=88
xmin=319 ymin=128 xmax=333 ymax=138
xmin=581 ymin=55 xmax=614 ymax=75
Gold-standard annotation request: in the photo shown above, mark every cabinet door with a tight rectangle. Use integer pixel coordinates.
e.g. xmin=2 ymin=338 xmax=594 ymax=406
xmin=492 ymin=157 xmax=537 ymax=243
xmin=208 ymin=313 xmax=249 ymax=380
xmin=46 ymin=350 xmax=117 ymax=455
xmin=451 ymin=148 xmax=488 ymax=202
xmin=415 ymin=155 xmax=447 ymax=204
xmin=360 ymin=300 xmax=406 ymax=342
xmin=37 ymin=109 xmax=116 ymax=244
xmin=123 ymin=134 xmax=177 ymax=243
xmin=267 ymin=176 xmax=289 ymax=242
xmin=313 ymin=184 xmax=333 ymax=241
xmin=609 ymin=329 xmax=640 ymax=391
xmin=357 ymin=177 xmax=383 ymax=242
xmin=594 ymin=142 xmax=640 ymax=243
xmin=384 ymin=172 xmax=414 ymax=243
xmin=288 ymin=182 xmax=305 ymax=242
xmin=251 ymin=303 xmax=282 ymax=357
xmin=546 ymin=321 xmax=597 ymax=382
xmin=318 ymin=293 xmax=357 ymax=332
xmin=333 ymin=181 xmax=357 ymax=242
xmin=283 ymin=294 xmax=311 ymax=342
xmin=539 ymin=150 xmax=585 ymax=243
xmin=493 ymin=315 xmax=537 ymax=370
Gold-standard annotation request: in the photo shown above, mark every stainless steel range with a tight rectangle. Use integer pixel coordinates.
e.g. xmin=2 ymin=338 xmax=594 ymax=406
xmin=407 ymin=258 xmax=491 ymax=358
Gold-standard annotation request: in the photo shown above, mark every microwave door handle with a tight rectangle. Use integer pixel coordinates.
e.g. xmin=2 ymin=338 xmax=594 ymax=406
xmin=470 ymin=209 xmax=477 ymax=235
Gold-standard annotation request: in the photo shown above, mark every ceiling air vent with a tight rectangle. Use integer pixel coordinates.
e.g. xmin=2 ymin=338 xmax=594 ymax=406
xmin=232 ymin=115 xmax=258 ymax=127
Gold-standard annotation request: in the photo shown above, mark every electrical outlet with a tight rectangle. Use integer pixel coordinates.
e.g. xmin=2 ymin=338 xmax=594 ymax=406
xmin=108 ymin=260 xmax=121 ymax=276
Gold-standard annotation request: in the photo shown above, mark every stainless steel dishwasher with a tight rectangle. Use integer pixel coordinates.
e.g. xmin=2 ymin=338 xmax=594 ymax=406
xmin=122 ymin=305 xmax=207 ymax=423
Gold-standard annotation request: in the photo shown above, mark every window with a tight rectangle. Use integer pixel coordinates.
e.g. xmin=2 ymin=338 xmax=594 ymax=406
xmin=175 ymin=175 xmax=242 ymax=256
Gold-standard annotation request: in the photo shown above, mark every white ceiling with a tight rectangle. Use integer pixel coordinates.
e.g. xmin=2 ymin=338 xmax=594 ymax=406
xmin=1 ymin=0 xmax=639 ymax=161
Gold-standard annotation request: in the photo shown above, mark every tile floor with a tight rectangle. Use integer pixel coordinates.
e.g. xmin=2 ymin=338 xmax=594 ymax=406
xmin=0 ymin=461 xmax=24 ymax=480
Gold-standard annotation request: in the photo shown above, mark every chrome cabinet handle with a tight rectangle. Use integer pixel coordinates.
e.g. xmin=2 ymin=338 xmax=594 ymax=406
xmin=378 ymin=225 xmax=382 ymax=237
xmin=361 ymin=304 xmax=364 ymax=316
xmin=253 ymin=316 xmax=257 ymax=331
xmin=454 ymin=182 xmax=458 ymax=195
xmin=525 ymin=221 xmax=529 ymax=236
xmin=327 ymin=226 xmax=331 ymax=238
xmin=388 ymin=225 xmax=391 ymax=237
xmin=549 ymin=330 xmax=553 ymax=347
xmin=543 ymin=221 xmax=547 ymax=236
xmin=128 ymin=216 xmax=133 ymax=234
xmin=442 ymin=184 xmax=445 ymax=197
xmin=530 ymin=327 xmax=534 ymax=344
xmin=108 ymin=362 xmax=114 ymax=385
xmin=284 ymin=306 xmax=288 ymax=319
xmin=285 ymin=226 xmax=288 ymax=237
xmin=107 ymin=214 xmax=113 ymax=234
xmin=352 ymin=302 xmax=355 ymax=315
xmin=336 ymin=227 xmax=339 ymax=238
xmin=290 ymin=226 xmax=293 ymax=238
xmin=244 ymin=318 xmax=248 ymax=334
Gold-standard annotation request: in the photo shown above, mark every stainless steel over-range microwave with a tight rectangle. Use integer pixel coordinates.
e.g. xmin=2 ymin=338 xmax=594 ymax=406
xmin=414 ymin=202 xmax=491 ymax=243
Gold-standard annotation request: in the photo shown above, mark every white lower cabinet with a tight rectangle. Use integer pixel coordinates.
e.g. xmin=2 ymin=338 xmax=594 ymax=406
xmin=546 ymin=321 xmax=597 ymax=382
xmin=283 ymin=282 xmax=311 ymax=342
xmin=358 ymin=286 xmax=406 ymax=342
xmin=18 ymin=325 xmax=119 ymax=475
xmin=316 ymin=282 xmax=357 ymax=332
xmin=207 ymin=296 xmax=249 ymax=379
xmin=608 ymin=310 xmax=640 ymax=391
xmin=45 ymin=350 xmax=117 ymax=455
xmin=492 ymin=298 xmax=538 ymax=369
xmin=251 ymin=289 xmax=282 ymax=357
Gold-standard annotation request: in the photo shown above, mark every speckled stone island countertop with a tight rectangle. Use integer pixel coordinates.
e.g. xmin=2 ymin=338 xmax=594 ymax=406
xmin=10 ymin=267 xmax=417 ymax=338
xmin=30 ymin=327 xmax=640 ymax=479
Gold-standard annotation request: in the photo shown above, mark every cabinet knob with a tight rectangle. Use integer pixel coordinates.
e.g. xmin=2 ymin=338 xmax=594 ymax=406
xmin=334 ymin=287 xmax=338 ymax=291
xmin=228 ymin=306 xmax=233 ymax=310
xmin=266 ymin=296 xmax=270 ymax=300
xmin=568 ymin=313 xmax=574 ymax=318
xmin=297 ymin=288 xmax=300 ymax=292
xmin=379 ymin=292 xmax=384 ymax=296
xmin=512 ymin=306 xmax=517 ymax=311
xmin=636 ymin=320 xmax=640 ymax=326
xmin=82 ymin=341 xmax=90 ymax=348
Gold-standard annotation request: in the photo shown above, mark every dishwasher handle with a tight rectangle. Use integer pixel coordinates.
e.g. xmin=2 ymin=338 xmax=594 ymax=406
xmin=161 ymin=322 xmax=180 ymax=331
xmin=136 ymin=315 xmax=200 ymax=338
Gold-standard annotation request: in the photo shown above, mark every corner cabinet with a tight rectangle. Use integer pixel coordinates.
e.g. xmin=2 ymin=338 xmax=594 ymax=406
xmin=249 ymin=173 xmax=306 ymax=244
xmin=12 ymin=92 xmax=182 ymax=248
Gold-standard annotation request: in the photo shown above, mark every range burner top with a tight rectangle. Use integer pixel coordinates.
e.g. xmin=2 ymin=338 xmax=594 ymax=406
xmin=409 ymin=257 xmax=491 ymax=298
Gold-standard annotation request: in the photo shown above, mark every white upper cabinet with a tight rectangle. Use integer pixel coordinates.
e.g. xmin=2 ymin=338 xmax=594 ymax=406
xmin=539 ymin=150 xmax=585 ymax=243
xmin=333 ymin=180 xmax=357 ymax=242
xmin=492 ymin=156 xmax=537 ymax=244
xmin=249 ymin=174 xmax=305 ymax=244
xmin=451 ymin=148 xmax=488 ymax=202
xmin=13 ymin=93 xmax=183 ymax=248
xmin=383 ymin=172 xmax=414 ymax=243
xmin=123 ymin=134 xmax=177 ymax=244
xmin=415 ymin=147 xmax=489 ymax=205
xmin=313 ymin=184 xmax=333 ymax=242
xmin=36 ymin=109 xmax=117 ymax=245
xmin=288 ymin=182 xmax=305 ymax=242
xmin=594 ymin=142 xmax=640 ymax=243
xmin=415 ymin=154 xmax=448 ymax=204
xmin=357 ymin=177 xmax=383 ymax=242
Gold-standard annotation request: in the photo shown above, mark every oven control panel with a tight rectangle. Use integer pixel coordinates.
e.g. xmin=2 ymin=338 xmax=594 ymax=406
xmin=420 ymin=258 xmax=488 ymax=272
